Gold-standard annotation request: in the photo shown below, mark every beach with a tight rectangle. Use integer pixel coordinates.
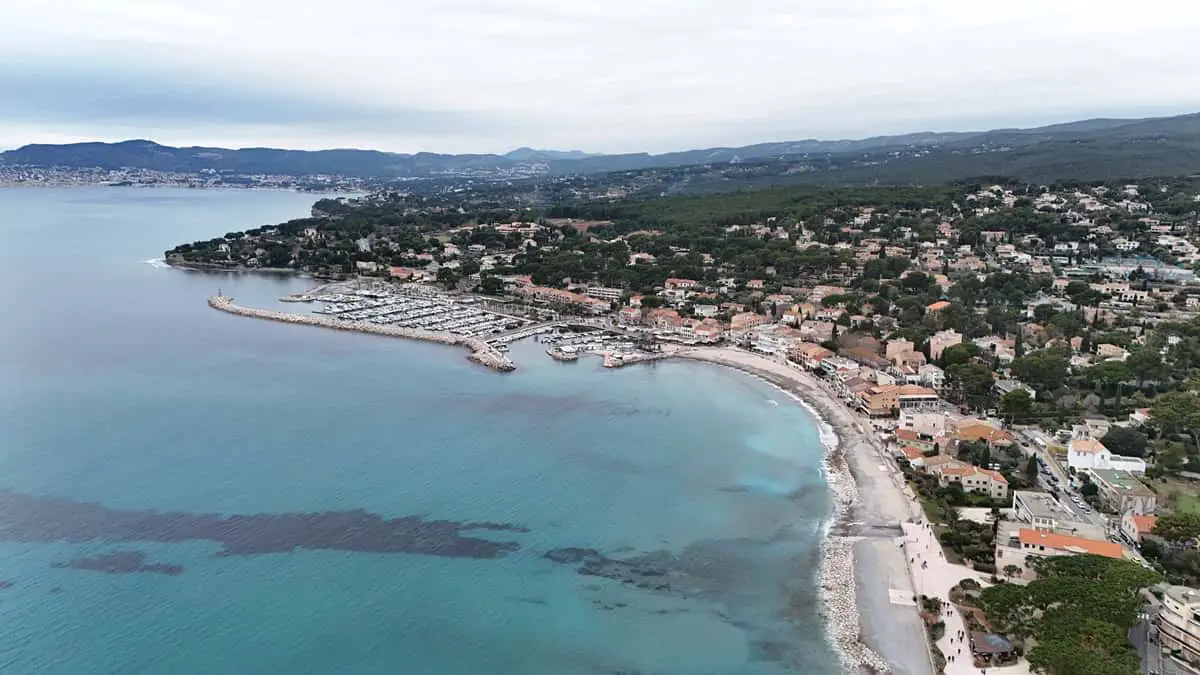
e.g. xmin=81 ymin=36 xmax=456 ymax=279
xmin=675 ymin=346 xmax=934 ymax=675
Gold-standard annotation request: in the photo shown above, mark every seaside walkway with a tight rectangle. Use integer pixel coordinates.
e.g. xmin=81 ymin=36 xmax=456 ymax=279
xmin=903 ymin=522 xmax=1033 ymax=675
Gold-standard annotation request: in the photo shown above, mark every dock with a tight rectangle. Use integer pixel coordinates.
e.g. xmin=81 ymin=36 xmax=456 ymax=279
xmin=208 ymin=295 xmax=516 ymax=372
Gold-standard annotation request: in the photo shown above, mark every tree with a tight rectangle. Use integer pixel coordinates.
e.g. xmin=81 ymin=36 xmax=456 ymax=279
xmin=1086 ymin=360 xmax=1130 ymax=413
xmin=1011 ymin=350 xmax=1070 ymax=393
xmin=980 ymin=555 xmax=1159 ymax=675
xmin=1126 ymin=347 xmax=1165 ymax=385
xmin=1080 ymin=482 xmax=1099 ymax=497
xmin=1099 ymin=427 xmax=1148 ymax=458
xmin=479 ymin=276 xmax=504 ymax=295
xmin=940 ymin=342 xmax=982 ymax=369
xmin=945 ymin=362 xmax=995 ymax=410
xmin=1003 ymin=564 xmax=1023 ymax=579
xmin=1024 ymin=455 xmax=1039 ymax=483
xmin=1000 ymin=388 xmax=1034 ymax=424
xmin=435 ymin=266 xmax=460 ymax=289
xmin=1152 ymin=512 xmax=1200 ymax=545
xmin=1151 ymin=391 xmax=1200 ymax=448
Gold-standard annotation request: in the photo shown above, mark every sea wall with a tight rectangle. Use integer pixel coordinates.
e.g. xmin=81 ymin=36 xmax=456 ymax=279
xmin=207 ymin=296 xmax=516 ymax=372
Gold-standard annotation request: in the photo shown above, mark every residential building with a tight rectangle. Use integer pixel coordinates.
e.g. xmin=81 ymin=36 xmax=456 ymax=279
xmin=919 ymin=363 xmax=946 ymax=390
xmin=790 ymin=343 xmax=834 ymax=370
xmin=1066 ymin=438 xmax=1147 ymax=473
xmin=664 ymin=278 xmax=698 ymax=290
xmin=994 ymin=379 xmax=1036 ymax=401
xmin=730 ymin=312 xmax=768 ymax=335
xmin=896 ymin=428 xmax=939 ymax=454
xmin=1004 ymin=527 xmax=1123 ymax=564
xmin=798 ymin=320 xmax=836 ymax=344
xmin=513 ymin=285 xmax=610 ymax=313
xmin=1157 ymin=586 xmax=1200 ymax=669
xmin=1011 ymin=490 xmax=1104 ymax=539
xmin=897 ymin=446 xmax=927 ymax=468
xmin=1090 ymin=469 xmax=1157 ymax=515
xmin=1096 ymin=343 xmax=1131 ymax=361
xmin=897 ymin=385 xmax=940 ymax=411
xmin=898 ymin=410 xmax=952 ymax=438
xmin=931 ymin=464 xmax=1008 ymax=500
xmin=857 ymin=384 xmax=939 ymax=417
xmin=585 ymin=286 xmax=623 ymax=302
xmin=885 ymin=338 xmax=916 ymax=361
xmin=927 ymin=300 xmax=952 ymax=313
xmin=1120 ymin=513 xmax=1158 ymax=544
xmin=956 ymin=421 xmax=1016 ymax=450
xmin=929 ymin=329 xmax=963 ymax=361
xmin=749 ymin=325 xmax=803 ymax=355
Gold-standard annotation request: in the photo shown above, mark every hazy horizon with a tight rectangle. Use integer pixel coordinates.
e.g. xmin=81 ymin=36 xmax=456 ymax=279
xmin=4 ymin=107 xmax=1198 ymax=158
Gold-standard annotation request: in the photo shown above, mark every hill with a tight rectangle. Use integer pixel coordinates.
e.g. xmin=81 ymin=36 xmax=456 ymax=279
xmin=4 ymin=112 xmax=1200 ymax=184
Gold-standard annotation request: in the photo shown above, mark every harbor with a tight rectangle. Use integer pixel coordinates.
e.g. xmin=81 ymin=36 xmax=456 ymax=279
xmin=207 ymin=295 xmax=516 ymax=372
xmin=214 ymin=280 xmax=669 ymax=372
xmin=288 ymin=281 xmax=532 ymax=339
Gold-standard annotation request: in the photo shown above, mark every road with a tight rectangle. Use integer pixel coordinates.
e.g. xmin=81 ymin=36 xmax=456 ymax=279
xmin=1014 ymin=428 xmax=1113 ymax=533
xmin=1130 ymin=604 xmax=1195 ymax=675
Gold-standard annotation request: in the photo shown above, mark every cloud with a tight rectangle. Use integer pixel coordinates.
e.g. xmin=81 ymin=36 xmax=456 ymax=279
xmin=2 ymin=0 xmax=1200 ymax=153
xmin=0 ymin=63 xmax=503 ymax=137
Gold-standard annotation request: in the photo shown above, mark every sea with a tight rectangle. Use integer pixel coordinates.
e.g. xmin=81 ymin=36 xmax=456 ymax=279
xmin=0 ymin=187 xmax=839 ymax=675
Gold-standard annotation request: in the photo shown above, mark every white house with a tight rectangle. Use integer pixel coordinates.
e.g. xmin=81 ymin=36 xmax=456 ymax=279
xmin=1067 ymin=438 xmax=1147 ymax=474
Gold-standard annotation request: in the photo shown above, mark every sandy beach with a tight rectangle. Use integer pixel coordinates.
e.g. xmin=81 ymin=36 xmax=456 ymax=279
xmin=675 ymin=346 xmax=934 ymax=675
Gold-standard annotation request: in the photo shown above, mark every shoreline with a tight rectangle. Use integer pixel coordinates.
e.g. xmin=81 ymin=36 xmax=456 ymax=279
xmin=207 ymin=295 xmax=516 ymax=372
xmin=673 ymin=347 xmax=931 ymax=675
xmin=195 ymin=292 xmax=927 ymax=672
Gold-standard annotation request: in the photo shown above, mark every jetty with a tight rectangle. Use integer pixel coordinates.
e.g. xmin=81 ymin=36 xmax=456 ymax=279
xmin=208 ymin=295 xmax=516 ymax=372
xmin=600 ymin=351 xmax=673 ymax=368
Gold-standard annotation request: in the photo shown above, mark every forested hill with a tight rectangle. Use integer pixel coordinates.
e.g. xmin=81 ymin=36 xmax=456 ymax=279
xmin=5 ymin=112 xmax=1200 ymax=184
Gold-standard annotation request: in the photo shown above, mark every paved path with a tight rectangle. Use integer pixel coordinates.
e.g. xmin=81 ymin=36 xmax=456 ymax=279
xmin=902 ymin=522 xmax=1032 ymax=675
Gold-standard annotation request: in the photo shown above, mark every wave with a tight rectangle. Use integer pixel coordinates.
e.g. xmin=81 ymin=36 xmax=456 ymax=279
xmin=143 ymin=258 xmax=170 ymax=269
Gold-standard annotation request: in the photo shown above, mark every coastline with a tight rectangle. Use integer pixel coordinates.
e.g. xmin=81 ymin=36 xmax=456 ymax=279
xmin=207 ymin=295 xmax=516 ymax=372
xmin=673 ymin=347 xmax=932 ymax=675
xmin=168 ymin=259 xmax=328 ymax=277
xmin=195 ymin=288 xmax=927 ymax=672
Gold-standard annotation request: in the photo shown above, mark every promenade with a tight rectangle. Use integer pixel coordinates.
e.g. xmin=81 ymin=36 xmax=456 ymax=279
xmin=902 ymin=522 xmax=1032 ymax=675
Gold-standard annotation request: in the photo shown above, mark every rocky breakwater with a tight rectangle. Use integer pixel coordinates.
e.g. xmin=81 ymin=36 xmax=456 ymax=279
xmin=207 ymin=296 xmax=516 ymax=372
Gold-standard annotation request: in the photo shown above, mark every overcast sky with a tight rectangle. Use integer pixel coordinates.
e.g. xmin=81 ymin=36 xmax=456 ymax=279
xmin=3 ymin=0 xmax=1200 ymax=154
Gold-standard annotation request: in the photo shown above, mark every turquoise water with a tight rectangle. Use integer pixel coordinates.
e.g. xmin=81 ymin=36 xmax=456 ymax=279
xmin=0 ymin=188 xmax=838 ymax=674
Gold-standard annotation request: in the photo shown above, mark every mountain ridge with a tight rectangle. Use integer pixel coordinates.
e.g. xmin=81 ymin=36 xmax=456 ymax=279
xmin=4 ymin=112 xmax=1200 ymax=183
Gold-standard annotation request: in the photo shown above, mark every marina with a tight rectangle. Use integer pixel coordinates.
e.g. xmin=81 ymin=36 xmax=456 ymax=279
xmin=207 ymin=295 xmax=516 ymax=371
xmin=298 ymin=282 xmax=532 ymax=339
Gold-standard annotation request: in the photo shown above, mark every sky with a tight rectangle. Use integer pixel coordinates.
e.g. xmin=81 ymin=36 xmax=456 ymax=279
xmin=3 ymin=0 xmax=1200 ymax=155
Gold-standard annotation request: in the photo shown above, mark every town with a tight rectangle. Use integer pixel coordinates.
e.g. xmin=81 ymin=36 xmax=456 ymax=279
xmin=171 ymin=176 xmax=1200 ymax=675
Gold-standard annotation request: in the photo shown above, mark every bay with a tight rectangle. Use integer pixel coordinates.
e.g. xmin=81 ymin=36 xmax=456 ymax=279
xmin=0 ymin=187 xmax=838 ymax=675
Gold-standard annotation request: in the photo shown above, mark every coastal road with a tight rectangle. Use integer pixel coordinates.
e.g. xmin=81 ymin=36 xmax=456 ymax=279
xmin=1017 ymin=429 xmax=1111 ymax=531
xmin=1131 ymin=605 xmax=1191 ymax=675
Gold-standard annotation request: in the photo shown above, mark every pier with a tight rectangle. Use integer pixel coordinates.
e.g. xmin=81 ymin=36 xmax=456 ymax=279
xmin=207 ymin=295 xmax=516 ymax=372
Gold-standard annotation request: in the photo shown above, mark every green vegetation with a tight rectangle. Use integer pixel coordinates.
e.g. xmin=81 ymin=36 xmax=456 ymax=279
xmin=976 ymin=555 xmax=1159 ymax=675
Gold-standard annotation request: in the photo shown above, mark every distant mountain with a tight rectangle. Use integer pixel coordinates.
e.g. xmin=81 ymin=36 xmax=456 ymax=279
xmin=4 ymin=112 xmax=1200 ymax=183
xmin=503 ymin=147 xmax=599 ymax=162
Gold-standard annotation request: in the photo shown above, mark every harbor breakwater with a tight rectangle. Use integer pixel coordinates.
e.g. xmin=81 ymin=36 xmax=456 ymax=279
xmin=207 ymin=296 xmax=516 ymax=372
